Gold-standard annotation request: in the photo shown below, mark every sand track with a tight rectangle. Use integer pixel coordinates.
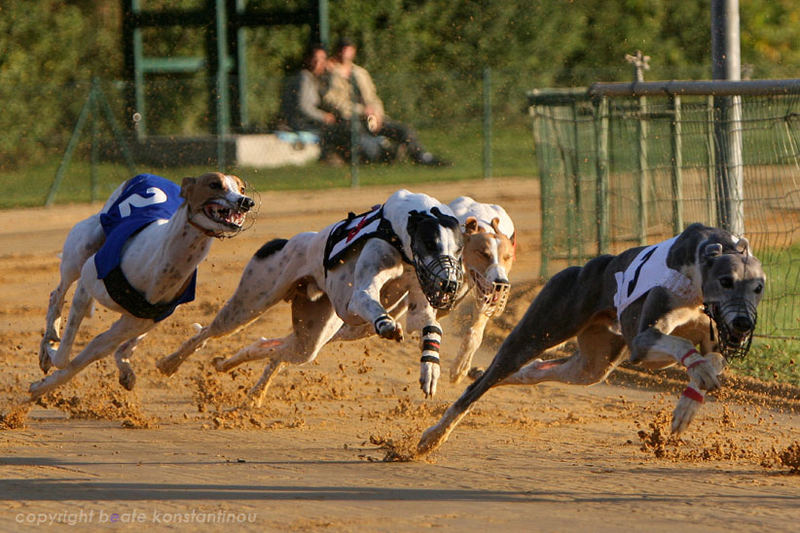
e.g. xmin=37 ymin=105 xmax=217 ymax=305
xmin=1 ymin=178 xmax=799 ymax=532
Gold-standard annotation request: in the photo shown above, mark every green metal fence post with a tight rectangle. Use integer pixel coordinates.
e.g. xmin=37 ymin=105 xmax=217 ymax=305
xmin=706 ymin=95 xmax=717 ymax=224
xmin=46 ymin=86 xmax=96 ymax=206
xmin=215 ymin=0 xmax=230 ymax=171
xmin=635 ymin=93 xmax=648 ymax=245
xmin=483 ymin=67 xmax=492 ymax=179
xmin=532 ymin=105 xmax=552 ymax=278
xmin=95 ymin=84 xmax=138 ymax=174
xmin=350 ymin=71 xmax=360 ymax=187
xmin=131 ymin=0 xmax=146 ymax=138
xmin=594 ymin=96 xmax=610 ymax=254
xmin=90 ymin=79 xmax=100 ymax=203
xmin=669 ymin=94 xmax=684 ymax=234
xmin=570 ymin=100 xmax=583 ymax=262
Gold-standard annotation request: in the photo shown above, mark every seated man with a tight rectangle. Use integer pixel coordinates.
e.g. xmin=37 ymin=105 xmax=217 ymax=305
xmin=324 ymin=38 xmax=450 ymax=166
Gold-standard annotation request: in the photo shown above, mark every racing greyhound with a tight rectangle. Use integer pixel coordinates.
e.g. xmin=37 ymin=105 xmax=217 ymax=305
xmin=327 ymin=195 xmax=516 ymax=382
xmin=417 ymin=223 xmax=766 ymax=456
xmin=155 ymin=189 xmax=464 ymax=404
xmin=30 ymin=172 xmax=254 ymax=399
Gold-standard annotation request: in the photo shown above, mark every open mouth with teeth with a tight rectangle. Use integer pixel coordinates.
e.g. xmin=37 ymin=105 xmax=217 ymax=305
xmin=470 ymin=269 xmax=510 ymax=317
xmin=202 ymin=201 xmax=246 ymax=229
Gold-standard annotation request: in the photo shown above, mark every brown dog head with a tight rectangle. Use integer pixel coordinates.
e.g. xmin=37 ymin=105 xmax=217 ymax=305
xmin=462 ymin=216 xmax=515 ymax=316
xmin=180 ymin=172 xmax=254 ymax=236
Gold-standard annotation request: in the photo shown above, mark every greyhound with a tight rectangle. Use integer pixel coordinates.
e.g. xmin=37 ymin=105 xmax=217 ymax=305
xmin=30 ymin=172 xmax=254 ymax=399
xmin=155 ymin=189 xmax=464 ymax=404
xmin=417 ymin=223 xmax=766 ymax=457
xmin=447 ymin=196 xmax=516 ymax=383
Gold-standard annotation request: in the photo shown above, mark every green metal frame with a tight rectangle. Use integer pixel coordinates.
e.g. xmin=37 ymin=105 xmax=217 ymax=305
xmin=46 ymin=79 xmax=137 ymax=206
xmin=121 ymin=0 xmax=329 ymax=140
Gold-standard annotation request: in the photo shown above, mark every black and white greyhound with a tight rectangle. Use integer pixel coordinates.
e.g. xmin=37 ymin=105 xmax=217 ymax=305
xmin=417 ymin=223 xmax=766 ymax=456
xmin=156 ymin=189 xmax=464 ymax=405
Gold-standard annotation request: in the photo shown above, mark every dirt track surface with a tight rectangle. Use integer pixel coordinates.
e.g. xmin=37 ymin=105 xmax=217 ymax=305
xmin=1 ymin=178 xmax=799 ymax=532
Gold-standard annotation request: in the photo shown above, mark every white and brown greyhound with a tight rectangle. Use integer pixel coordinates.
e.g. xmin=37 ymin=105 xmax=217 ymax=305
xmin=418 ymin=223 xmax=765 ymax=457
xmin=30 ymin=172 xmax=254 ymax=399
xmin=155 ymin=189 xmax=464 ymax=405
xmin=447 ymin=196 xmax=516 ymax=383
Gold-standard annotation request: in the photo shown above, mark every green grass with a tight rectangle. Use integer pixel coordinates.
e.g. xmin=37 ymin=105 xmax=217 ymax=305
xmin=0 ymin=122 xmax=537 ymax=209
xmin=728 ymin=242 xmax=800 ymax=386
xmin=734 ymin=338 xmax=800 ymax=385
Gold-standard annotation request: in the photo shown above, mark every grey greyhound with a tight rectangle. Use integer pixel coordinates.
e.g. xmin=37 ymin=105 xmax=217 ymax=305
xmin=417 ymin=223 xmax=766 ymax=457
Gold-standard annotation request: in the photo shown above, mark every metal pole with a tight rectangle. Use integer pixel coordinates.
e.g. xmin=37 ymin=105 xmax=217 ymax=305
xmin=318 ymin=0 xmax=330 ymax=49
xmin=46 ymin=87 xmax=95 ymax=206
xmin=627 ymin=51 xmax=649 ymax=245
xmin=594 ymin=96 xmax=610 ymax=254
xmin=706 ymin=95 xmax=717 ymax=224
xmin=90 ymin=79 xmax=99 ymax=203
xmin=350 ymin=71 xmax=359 ymax=187
xmin=712 ymin=0 xmax=744 ymax=235
xmin=669 ymin=95 xmax=684 ymax=234
xmin=234 ymin=0 xmax=248 ymax=129
xmin=532 ymin=106 xmax=552 ymax=278
xmin=482 ymin=67 xmax=492 ymax=179
xmin=95 ymin=84 xmax=138 ymax=174
xmin=570 ymin=100 xmax=583 ymax=262
xmin=215 ymin=0 xmax=230 ymax=170
xmin=131 ymin=0 xmax=146 ymax=138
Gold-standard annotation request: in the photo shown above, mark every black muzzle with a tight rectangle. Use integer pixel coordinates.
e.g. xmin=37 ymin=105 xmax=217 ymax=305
xmin=704 ymin=299 xmax=757 ymax=360
xmin=415 ymin=255 xmax=463 ymax=310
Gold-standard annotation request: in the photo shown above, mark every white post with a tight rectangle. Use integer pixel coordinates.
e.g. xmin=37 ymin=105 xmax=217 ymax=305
xmin=711 ymin=0 xmax=744 ymax=235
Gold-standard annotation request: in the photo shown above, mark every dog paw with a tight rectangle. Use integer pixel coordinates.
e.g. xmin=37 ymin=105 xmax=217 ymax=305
xmin=450 ymin=356 xmax=473 ymax=384
xmin=155 ymin=355 xmax=181 ymax=376
xmin=467 ymin=366 xmax=485 ymax=381
xmin=671 ymin=392 xmax=703 ymax=434
xmin=686 ymin=353 xmax=723 ymax=391
xmin=118 ymin=369 xmax=136 ymax=391
xmin=419 ymin=361 xmax=441 ymax=398
xmin=212 ymin=356 xmax=229 ymax=372
xmin=29 ymin=376 xmax=54 ymax=400
xmin=38 ymin=341 xmax=54 ymax=374
xmin=375 ymin=316 xmax=404 ymax=342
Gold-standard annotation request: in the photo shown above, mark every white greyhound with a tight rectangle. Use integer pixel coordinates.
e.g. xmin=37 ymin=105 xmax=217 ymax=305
xmin=30 ymin=172 xmax=254 ymax=399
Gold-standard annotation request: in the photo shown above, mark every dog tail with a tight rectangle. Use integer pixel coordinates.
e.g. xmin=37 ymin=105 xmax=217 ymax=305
xmin=191 ymin=323 xmax=203 ymax=333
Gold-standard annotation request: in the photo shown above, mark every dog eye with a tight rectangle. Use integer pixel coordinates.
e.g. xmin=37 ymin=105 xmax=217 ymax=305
xmin=754 ymin=284 xmax=763 ymax=294
xmin=719 ymin=276 xmax=734 ymax=289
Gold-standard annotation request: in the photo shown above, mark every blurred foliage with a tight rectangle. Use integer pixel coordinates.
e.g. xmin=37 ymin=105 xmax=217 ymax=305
xmin=2 ymin=0 xmax=800 ymax=168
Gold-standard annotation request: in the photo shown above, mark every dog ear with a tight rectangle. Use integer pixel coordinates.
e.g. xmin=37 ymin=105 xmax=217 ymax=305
xmin=701 ymin=241 xmax=724 ymax=260
xmin=464 ymin=217 xmax=480 ymax=235
xmin=490 ymin=217 xmax=502 ymax=234
xmin=406 ymin=210 xmax=423 ymax=236
xmin=180 ymin=177 xmax=197 ymax=200
xmin=735 ymin=236 xmax=751 ymax=255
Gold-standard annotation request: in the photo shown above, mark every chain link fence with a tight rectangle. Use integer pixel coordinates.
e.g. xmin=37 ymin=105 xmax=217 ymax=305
xmin=529 ymin=82 xmax=800 ymax=339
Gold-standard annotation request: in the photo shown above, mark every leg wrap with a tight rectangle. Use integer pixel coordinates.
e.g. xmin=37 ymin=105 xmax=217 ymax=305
xmin=421 ymin=325 xmax=442 ymax=364
xmin=682 ymin=384 xmax=704 ymax=403
xmin=680 ymin=348 xmax=704 ymax=369
xmin=373 ymin=314 xmax=392 ymax=334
